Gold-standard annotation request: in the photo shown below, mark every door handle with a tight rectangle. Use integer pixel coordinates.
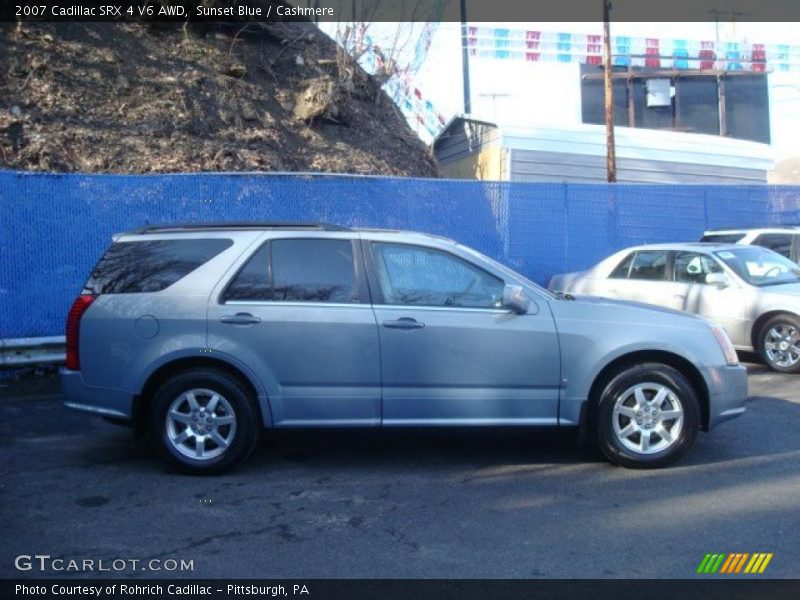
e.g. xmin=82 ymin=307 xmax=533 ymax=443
xmin=383 ymin=317 xmax=425 ymax=330
xmin=220 ymin=312 xmax=261 ymax=325
xmin=674 ymin=294 xmax=686 ymax=299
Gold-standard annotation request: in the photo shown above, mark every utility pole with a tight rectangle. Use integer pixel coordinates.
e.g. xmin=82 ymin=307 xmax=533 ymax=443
xmin=603 ymin=0 xmax=616 ymax=182
xmin=459 ymin=0 xmax=472 ymax=114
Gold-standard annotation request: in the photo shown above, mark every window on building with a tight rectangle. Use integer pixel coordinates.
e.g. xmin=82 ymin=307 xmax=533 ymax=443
xmin=580 ymin=65 xmax=770 ymax=144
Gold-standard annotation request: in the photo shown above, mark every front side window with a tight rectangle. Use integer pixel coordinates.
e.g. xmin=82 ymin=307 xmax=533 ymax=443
xmin=610 ymin=251 xmax=668 ymax=281
xmin=673 ymin=251 xmax=723 ymax=284
xmin=224 ymin=239 xmax=359 ymax=303
xmin=371 ymin=243 xmax=504 ymax=308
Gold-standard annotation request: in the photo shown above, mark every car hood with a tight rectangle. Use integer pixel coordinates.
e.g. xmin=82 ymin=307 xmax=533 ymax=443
xmin=566 ymin=293 xmax=702 ymax=320
xmin=760 ymin=282 xmax=800 ymax=296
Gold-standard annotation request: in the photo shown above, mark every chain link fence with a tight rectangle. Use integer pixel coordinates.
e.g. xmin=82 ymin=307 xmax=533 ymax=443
xmin=2 ymin=170 xmax=799 ymax=340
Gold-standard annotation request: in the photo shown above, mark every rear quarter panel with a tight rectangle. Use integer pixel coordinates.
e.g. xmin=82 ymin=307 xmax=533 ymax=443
xmin=78 ymin=232 xmax=261 ymax=395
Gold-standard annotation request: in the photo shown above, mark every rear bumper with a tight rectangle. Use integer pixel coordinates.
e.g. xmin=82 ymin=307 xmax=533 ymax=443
xmin=706 ymin=364 xmax=748 ymax=430
xmin=60 ymin=369 xmax=134 ymax=420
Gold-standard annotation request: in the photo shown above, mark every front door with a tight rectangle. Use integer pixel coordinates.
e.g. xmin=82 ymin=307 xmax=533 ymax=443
xmin=672 ymin=250 xmax=748 ymax=346
xmin=365 ymin=241 xmax=561 ymax=426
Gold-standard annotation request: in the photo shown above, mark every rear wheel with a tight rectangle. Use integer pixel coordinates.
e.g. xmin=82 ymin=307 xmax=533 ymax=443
xmin=596 ymin=363 xmax=700 ymax=469
xmin=759 ymin=314 xmax=800 ymax=373
xmin=149 ymin=369 xmax=260 ymax=474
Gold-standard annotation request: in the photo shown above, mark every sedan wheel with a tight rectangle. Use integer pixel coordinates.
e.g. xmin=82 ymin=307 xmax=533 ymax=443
xmin=760 ymin=315 xmax=800 ymax=373
xmin=596 ymin=363 xmax=700 ymax=469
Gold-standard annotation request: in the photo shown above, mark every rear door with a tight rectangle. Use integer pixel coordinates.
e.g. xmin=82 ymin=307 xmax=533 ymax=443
xmin=364 ymin=239 xmax=561 ymax=426
xmin=207 ymin=234 xmax=381 ymax=427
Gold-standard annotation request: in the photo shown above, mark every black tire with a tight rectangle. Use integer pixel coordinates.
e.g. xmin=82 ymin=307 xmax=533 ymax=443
xmin=595 ymin=363 xmax=700 ymax=469
xmin=149 ymin=368 xmax=261 ymax=475
xmin=758 ymin=313 xmax=800 ymax=374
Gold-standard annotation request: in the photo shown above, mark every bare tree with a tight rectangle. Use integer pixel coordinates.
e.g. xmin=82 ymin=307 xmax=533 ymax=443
xmin=331 ymin=1 xmax=434 ymax=95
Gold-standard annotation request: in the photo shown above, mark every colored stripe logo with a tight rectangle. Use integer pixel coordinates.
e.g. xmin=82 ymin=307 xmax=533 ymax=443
xmin=697 ymin=553 xmax=773 ymax=574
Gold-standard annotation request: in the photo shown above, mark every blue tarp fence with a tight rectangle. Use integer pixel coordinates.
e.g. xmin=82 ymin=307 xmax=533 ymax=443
xmin=2 ymin=170 xmax=800 ymax=338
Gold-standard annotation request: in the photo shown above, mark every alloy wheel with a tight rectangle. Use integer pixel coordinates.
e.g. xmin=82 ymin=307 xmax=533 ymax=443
xmin=764 ymin=324 xmax=800 ymax=368
xmin=165 ymin=388 xmax=237 ymax=461
xmin=612 ymin=383 xmax=684 ymax=455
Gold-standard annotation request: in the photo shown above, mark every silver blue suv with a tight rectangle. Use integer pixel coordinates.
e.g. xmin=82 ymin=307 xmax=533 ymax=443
xmin=62 ymin=223 xmax=747 ymax=473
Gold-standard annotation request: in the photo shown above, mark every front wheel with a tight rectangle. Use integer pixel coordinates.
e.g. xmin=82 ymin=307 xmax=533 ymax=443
xmin=149 ymin=368 xmax=260 ymax=474
xmin=759 ymin=314 xmax=800 ymax=373
xmin=596 ymin=363 xmax=700 ymax=469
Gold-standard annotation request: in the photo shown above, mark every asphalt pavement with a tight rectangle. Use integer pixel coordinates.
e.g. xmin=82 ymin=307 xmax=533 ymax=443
xmin=1 ymin=362 xmax=798 ymax=579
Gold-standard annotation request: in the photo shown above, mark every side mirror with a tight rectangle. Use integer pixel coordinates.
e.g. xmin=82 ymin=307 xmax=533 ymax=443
xmin=705 ymin=272 xmax=729 ymax=288
xmin=502 ymin=284 xmax=531 ymax=314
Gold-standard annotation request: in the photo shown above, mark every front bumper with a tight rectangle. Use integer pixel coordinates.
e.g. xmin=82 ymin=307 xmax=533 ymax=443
xmin=705 ymin=364 xmax=748 ymax=430
xmin=60 ymin=369 xmax=135 ymax=420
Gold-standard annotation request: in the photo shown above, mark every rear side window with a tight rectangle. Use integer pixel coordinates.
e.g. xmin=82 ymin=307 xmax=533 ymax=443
xmin=224 ymin=239 xmax=359 ymax=303
xmin=700 ymin=233 xmax=746 ymax=243
xmin=753 ymin=234 xmax=792 ymax=258
xmin=84 ymin=239 xmax=232 ymax=294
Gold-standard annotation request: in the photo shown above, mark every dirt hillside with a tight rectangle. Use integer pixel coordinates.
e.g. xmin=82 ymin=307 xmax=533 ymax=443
xmin=0 ymin=19 xmax=437 ymax=176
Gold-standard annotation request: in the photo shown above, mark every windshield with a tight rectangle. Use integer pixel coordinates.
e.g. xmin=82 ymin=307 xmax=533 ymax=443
xmin=714 ymin=247 xmax=800 ymax=287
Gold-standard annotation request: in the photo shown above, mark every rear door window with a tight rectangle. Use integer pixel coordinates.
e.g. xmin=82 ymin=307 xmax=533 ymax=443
xmin=224 ymin=239 xmax=359 ymax=304
xmin=610 ymin=251 xmax=668 ymax=281
xmin=609 ymin=253 xmax=635 ymax=278
xmin=84 ymin=239 xmax=232 ymax=294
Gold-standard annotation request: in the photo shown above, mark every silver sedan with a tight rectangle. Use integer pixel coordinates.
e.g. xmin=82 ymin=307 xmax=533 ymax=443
xmin=549 ymin=243 xmax=800 ymax=373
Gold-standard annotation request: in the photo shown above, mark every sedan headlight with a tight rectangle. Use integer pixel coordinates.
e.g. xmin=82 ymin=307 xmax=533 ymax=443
xmin=710 ymin=324 xmax=739 ymax=366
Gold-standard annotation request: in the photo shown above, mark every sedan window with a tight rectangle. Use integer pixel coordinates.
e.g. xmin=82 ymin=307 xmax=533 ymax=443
xmin=673 ymin=252 xmax=723 ymax=284
xmin=753 ymin=234 xmax=792 ymax=259
xmin=611 ymin=251 xmax=668 ymax=281
xmin=371 ymin=243 xmax=504 ymax=308
xmin=700 ymin=233 xmax=746 ymax=243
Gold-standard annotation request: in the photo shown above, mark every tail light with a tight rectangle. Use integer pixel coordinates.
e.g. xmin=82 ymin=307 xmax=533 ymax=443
xmin=65 ymin=295 xmax=95 ymax=370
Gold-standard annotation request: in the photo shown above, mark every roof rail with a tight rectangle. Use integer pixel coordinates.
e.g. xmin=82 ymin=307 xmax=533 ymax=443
xmin=705 ymin=224 xmax=800 ymax=232
xmin=129 ymin=222 xmax=352 ymax=234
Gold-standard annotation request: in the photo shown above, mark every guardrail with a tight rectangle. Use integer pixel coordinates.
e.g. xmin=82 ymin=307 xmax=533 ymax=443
xmin=0 ymin=337 xmax=66 ymax=368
